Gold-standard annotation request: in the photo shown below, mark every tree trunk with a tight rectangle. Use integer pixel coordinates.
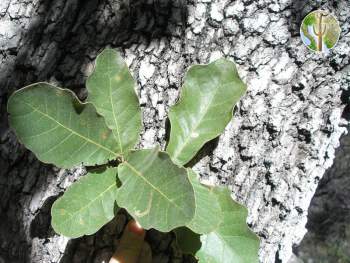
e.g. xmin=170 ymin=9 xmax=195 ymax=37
xmin=0 ymin=0 xmax=349 ymax=262
xmin=295 ymin=132 xmax=350 ymax=261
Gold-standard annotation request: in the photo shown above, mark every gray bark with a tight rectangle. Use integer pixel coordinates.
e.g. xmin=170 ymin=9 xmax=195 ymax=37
xmin=295 ymin=132 xmax=350 ymax=261
xmin=0 ymin=0 xmax=349 ymax=263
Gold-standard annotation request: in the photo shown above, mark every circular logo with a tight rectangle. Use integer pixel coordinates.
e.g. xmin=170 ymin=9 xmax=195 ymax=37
xmin=300 ymin=10 xmax=341 ymax=54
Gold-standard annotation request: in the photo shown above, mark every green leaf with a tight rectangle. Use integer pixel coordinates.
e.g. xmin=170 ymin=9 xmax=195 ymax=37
xmin=166 ymin=59 xmax=246 ymax=165
xmin=86 ymin=49 xmax=142 ymax=156
xmin=51 ymin=168 xmax=118 ymax=238
xmin=196 ymin=188 xmax=260 ymax=263
xmin=186 ymin=169 xmax=222 ymax=234
xmin=7 ymin=83 xmax=120 ymax=168
xmin=174 ymin=227 xmax=201 ymax=255
xmin=116 ymin=148 xmax=196 ymax=232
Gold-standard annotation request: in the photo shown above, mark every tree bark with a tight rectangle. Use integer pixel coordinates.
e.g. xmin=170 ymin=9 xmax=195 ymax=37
xmin=0 ymin=0 xmax=349 ymax=262
xmin=295 ymin=132 xmax=350 ymax=261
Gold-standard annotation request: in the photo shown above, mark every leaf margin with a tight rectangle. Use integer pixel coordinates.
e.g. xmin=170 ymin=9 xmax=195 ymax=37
xmin=51 ymin=167 xmax=119 ymax=238
xmin=7 ymin=82 xmax=121 ymax=168
xmin=86 ymin=48 xmax=142 ymax=157
xmin=166 ymin=58 xmax=247 ymax=166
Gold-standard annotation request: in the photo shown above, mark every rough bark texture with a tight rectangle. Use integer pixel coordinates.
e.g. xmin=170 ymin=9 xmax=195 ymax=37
xmin=0 ymin=0 xmax=349 ymax=263
xmin=295 ymin=132 xmax=350 ymax=262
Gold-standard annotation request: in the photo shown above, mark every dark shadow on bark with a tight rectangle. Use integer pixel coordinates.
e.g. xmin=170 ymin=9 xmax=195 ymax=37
xmin=164 ymin=117 xmax=171 ymax=148
xmin=295 ymin=133 xmax=350 ymax=261
xmin=12 ymin=0 xmax=188 ymax=88
xmin=340 ymin=88 xmax=350 ymax=122
xmin=30 ymin=196 xmax=59 ymax=239
xmin=0 ymin=0 xmax=188 ymax=262
xmin=59 ymin=209 xmax=195 ymax=263
xmin=185 ymin=137 xmax=220 ymax=168
xmin=289 ymin=0 xmax=314 ymax=37
xmin=0 ymin=159 xmax=54 ymax=263
xmin=59 ymin=210 xmax=129 ymax=263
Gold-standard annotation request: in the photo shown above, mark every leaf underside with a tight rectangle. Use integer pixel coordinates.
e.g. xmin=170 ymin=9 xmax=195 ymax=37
xmin=51 ymin=168 xmax=118 ymax=238
xmin=196 ymin=188 xmax=260 ymax=263
xmin=8 ymin=83 xmax=120 ymax=168
xmin=186 ymin=169 xmax=222 ymax=234
xmin=116 ymin=148 xmax=196 ymax=232
xmin=87 ymin=49 xmax=142 ymax=155
xmin=166 ymin=58 xmax=247 ymax=165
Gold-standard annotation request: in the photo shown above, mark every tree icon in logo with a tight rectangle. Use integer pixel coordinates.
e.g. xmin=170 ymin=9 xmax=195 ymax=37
xmin=300 ymin=10 xmax=341 ymax=53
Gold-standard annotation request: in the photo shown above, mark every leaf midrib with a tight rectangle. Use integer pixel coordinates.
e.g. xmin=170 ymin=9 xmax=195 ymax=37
xmin=201 ymin=209 xmax=257 ymax=260
xmin=123 ymin=161 xmax=189 ymax=217
xmin=107 ymin=57 xmax=124 ymax=155
xmin=171 ymin=73 xmax=225 ymax=161
xmin=22 ymin=100 xmax=118 ymax=156
xmin=55 ymin=182 xmax=116 ymax=228
xmin=188 ymin=181 xmax=222 ymax=232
